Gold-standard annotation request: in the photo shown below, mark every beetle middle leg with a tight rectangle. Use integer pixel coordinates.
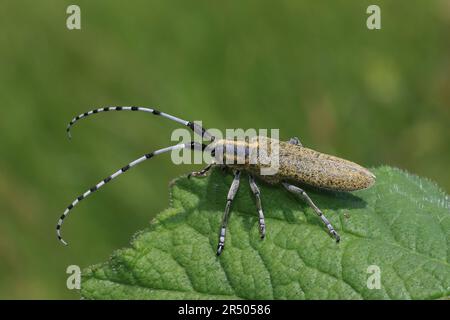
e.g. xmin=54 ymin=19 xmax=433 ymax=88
xmin=282 ymin=182 xmax=340 ymax=242
xmin=248 ymin=175 xmax=266 ymax=239
xmin=217 ymin=170 xmax=241 ymax=255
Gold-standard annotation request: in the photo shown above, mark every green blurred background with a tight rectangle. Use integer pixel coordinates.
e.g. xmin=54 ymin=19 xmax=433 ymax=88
xmin=0 ymin=0 xmax=448 ymax=299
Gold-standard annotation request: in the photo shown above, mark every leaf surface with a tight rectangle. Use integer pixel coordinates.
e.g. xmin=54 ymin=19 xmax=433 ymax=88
xmin=81 ymin=167 xmax=450 ymax=299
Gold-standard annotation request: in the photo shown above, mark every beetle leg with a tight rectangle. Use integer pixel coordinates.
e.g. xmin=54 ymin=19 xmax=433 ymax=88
xmin=288 ymin=137 xmax=302 ymax=147
xmin=217 ymin=170 xmax=241 ymax=255
xmin=282 ymin=182 xmax=340 ymax=242
xmin=248 ymin=175 xmax=266 ymax=239
xmin=187 ymin=163 xmax=214 ymax=179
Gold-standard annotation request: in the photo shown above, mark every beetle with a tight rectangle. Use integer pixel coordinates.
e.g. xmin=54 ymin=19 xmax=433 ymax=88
xmin=57 ymin=106 xmax=376 ymax=255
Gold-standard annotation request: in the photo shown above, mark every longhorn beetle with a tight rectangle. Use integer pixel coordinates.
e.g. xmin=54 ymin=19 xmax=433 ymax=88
xmin=57 ymin=106 xmax=376 ymax=255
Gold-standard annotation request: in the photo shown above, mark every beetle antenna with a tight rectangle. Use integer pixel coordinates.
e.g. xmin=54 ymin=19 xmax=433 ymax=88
xmin=66 ymin=106 xmax=214 ymax=141
xmin=56 ymin=142 xmax=206 ymax=246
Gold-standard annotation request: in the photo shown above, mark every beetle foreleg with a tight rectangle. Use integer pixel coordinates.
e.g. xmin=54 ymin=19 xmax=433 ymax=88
xmin=187 ymin=163 xmax=214 ymax=179
xmin=282 ymin=182 xmax=340 ymax=242
xmin=248 ymin=175 xmax=266 ymax=239
xmin=217 ymin=170 xmax=241 ymax=255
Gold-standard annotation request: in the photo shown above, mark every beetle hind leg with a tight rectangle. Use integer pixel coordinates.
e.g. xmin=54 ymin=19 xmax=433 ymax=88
xmin=248 ymin=175 xmax=266 ymax=239
xmin=282 ymin=182 xmax=340 ymax=242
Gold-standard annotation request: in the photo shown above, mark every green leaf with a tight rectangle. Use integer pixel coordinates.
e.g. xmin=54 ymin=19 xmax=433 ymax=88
xmin=81 ymin=166 xmax=450 ymax=299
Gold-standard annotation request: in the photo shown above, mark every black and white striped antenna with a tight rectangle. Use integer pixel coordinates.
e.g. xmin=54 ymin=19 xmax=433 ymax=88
xmin=66 ymin=106 xmax=214 ymax=141
xmin=57 ymin=142 xmax=206 ymax=245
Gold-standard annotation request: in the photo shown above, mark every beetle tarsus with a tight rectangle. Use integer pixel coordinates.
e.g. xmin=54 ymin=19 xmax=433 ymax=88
xmin=188 ymin=164 xmax=213 ymax=179
xmin=331 ymin=230 xmax=341 ymax=243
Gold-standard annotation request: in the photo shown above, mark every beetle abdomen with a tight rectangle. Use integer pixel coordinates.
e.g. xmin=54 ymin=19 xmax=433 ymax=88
xmin=279 ymin=143 xmax=376 ymax=191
